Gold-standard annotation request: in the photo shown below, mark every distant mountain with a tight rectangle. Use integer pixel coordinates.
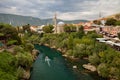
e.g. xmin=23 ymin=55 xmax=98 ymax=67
xmin=0 ymin=13 xmax=88 ymax=26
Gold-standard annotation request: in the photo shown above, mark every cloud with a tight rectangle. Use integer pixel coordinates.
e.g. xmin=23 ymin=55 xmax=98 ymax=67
xmin=0 ymin=0 xmax=120 ymax=20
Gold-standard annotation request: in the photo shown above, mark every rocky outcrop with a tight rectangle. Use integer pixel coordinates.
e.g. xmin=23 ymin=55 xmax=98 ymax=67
xmin=32 ymin=49 xmax=39 ymax=60
xmin=83 ymin=63 xmax=96 ymax=72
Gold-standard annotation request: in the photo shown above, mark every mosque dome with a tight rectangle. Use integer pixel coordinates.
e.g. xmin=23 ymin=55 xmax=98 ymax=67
xmin=57 ymin=22 xmax=65 ymax=26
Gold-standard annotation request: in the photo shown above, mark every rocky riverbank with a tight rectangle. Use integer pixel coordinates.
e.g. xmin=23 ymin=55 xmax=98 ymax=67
xmin=31 ymin=49 xmax=40 ymax=60
xmin=83 ymin=63 xmax=96 ymax=72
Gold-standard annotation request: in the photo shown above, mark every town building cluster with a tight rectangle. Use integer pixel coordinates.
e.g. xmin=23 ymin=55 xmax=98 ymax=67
xmin=102 ymin=26 xmax=120 ymax=37
xmin=1 ymin=14 xmax=120 ymax=49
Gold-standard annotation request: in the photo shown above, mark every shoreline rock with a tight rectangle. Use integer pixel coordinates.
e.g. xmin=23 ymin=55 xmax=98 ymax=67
xmin=32 ymin=49 xmax=40 ymax=60
xmin=83 ymin=63 xmax=96 ymax=72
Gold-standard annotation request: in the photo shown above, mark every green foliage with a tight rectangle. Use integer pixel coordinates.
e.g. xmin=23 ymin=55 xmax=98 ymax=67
xmin=71 ymin=43 xmax=93 ymax=58
xmin=78 ymin=25 xmax=84 ymax=31
xmin=105 ymin=18 xmax=117 ymax=26
xmin=42 ymin=24 xmax=54 ymax=33
xmin=39 ymin=29 xmax=120 ymax=79
xmin=109 ymin=52 xmax=120 ymax=80
xmin=72 ymin=26 xmax=85 ymax=39
xmin=97 ymin=63 xmax=109 ymax=77
xmin=22 ymin=24 xmax=31 ymax=33
xmin=15 ymin=52 xmax=33 ymax=69
xmin=0 ymin=33 xmax=4 ymax=36
xmin=0 ymin=23 xmax=35 ymax=80
xmin=66 ymin=49 xmax=73 ymax=56
xmin=99 ymin=49 xmax=116 ymax=64
xmin=109 ymin=67 xmax=120 ymax=80
xmin=0 ymin=23 xmax=21 ymax=45
xmin=70 ymin=24 xmax=76 ymax=32
xmin=97 ymin=48 xmax=120 ymax=79
xmin=0 ymin=52 xmax=17 ymax=80
xmin=80 ymin=37 xmax=94 ymax=45
xmin=13 ymin=46 xmax=24 ymax=54
xmin=40 ymin=31 xmax=100 ymax=58
xmin=67 ymin=36 xmax=74 ymax=49
xmin=7 ymin=40 xmax=17 ymax=46
xmin=17 ymin=67 xmax=25 ymax=79
xmin=117 ymin=33 xmax=120 ymax=39
xmin=94 ymin=43 xmax=107 ymax=53
xmin=64 ymin=25 xmax=71 ymax=32
xmin=28 ymin=35 xmax=40 ymax=44
xmin=115 ymin=20 xmax=120 ymax=26
xmin=73 ymin=44 xmax=86 ymax=58
xmin=64 ymin=24 xmax=76 ymax=33
xmin=0 ymin=71 xmax=17 ymax=80
xmin=89 ymin=53 xmax=100 ymax=65
xmin=24 ymin=43 xmax=34 ymax=52
xmin=86 ymin=31 xmax=102 ymax=39
xmin=0 ymin=50 xmax=33 ymax=80
xmin=93 ymin=20 xmax=101 ymax=25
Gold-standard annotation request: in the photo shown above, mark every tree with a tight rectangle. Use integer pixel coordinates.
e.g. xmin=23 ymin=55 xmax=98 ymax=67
xmin=13 ymin=46 xmax=24 ymax=54
xmin=72 ymin=44 xmax=87 ymax=58
xmin=64 ymin=25 xmax=71 ymax=33
xmin=77 ymin=26 xmax=85 ymax=38
xmin=109 ymin=67 xmax=120 ymax=80
xmin=116 ymin=20 xmax=120 ymax=26
xmin=66 ymin=49 xmax=73 ymax=56
xmin=105 ymin=18 xmax=117 ymax=26
xmin=15 ymin=52 xmax=33 ymax=69
xmin=42 ymin=25 xmax=54 ymax=33
xmin=28 ymin=35 xmax=40 ymax=44
xmin=93 ymin=20 xmax=101 ymax=25
xmin=70 ymin=24 xmax=76 ymax=32
xmin=94 ymin=43 xmax=107 ymax=53
xmin=24 ymin=43 xmax=34 ymax=52
xmin=17 ymin=67 xmax=25 ymax=79
xmin=6 ymin=40 xmax=17 ymax=46
xmin=64 ymin=24 xmax=76 ymax=33
xmin=0 ymin=52 xmax=17 ymax=80
xmin=22 ymin=24 xmax=31 ymax=33
xmin=89 ymin=53 xmax=100 ymax=65
xmin=97 ymin=63 xmax=109 ymax=78
xmin=80 ymin=37 xmax=94 ymax=45
xmin=67 ymin=36 xmax=74 ymax=49
xmin=0 ymin=23 xmax=21 ymax=45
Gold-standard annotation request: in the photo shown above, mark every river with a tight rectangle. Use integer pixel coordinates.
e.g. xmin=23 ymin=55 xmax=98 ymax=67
xmin=30 ymin=45 xmax=105 ymax=80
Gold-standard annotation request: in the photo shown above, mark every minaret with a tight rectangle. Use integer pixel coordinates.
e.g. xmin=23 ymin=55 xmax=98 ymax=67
xmin=99 ymin=11 xmax=102 ymax=19
xmin=54 ymin=13 xmax=57 ymax=33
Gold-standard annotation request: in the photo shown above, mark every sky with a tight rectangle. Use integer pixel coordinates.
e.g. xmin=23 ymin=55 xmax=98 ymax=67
xmin=0 ymin=0 xmax=120 ymax=20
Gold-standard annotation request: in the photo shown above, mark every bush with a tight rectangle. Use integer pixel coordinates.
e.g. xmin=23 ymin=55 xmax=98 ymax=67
xmin=89 ymin=53 xmax=100 ymax=65
xmin=97 ymin=63 xmax=109 ymax=78
xmin=0 ymin=52 xmax=17 ymax=80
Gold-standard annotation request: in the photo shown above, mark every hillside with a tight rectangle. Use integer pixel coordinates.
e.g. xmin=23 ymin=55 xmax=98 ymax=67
xmin=0 ymin=13 xmax=88 ymax=26
xmin=106 ymin=13 xmax=120 ymax=19
xmin=100 ymin=13 xmax=120 ymax=21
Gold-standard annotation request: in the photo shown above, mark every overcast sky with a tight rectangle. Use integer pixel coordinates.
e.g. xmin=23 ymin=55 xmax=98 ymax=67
xmin=0 ymin=0 xmax=120 ymax=20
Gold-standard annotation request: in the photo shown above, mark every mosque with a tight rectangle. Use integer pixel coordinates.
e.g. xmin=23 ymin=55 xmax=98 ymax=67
xmin=53 ymin=13 xmax=65 ymax=33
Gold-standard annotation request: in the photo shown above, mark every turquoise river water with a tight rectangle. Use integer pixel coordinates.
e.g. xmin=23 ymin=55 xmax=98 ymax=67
xmin=30 ymin=45 xmax=105 ymax=80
